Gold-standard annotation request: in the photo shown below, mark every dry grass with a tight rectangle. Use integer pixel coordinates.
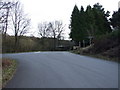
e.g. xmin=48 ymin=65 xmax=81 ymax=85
xmin=0 ymin=58 xmax=2 ymax=89
xmin=2 ymin=58 xmax=17 ymax=88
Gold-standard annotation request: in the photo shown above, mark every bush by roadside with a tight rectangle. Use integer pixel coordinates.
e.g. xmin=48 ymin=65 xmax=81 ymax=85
xmin=71 ymin=30 xmax=119 ymax=62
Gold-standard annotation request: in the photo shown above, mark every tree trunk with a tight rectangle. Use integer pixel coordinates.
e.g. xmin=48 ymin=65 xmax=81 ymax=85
xmin=79 ymin=41 xmax=81 ymax=47
xmin=83 ymin=40 xmax=85 ymax=47
xmin=4 ymin=8 xmax=9 ymax=39
xmin=53 ymin=38 xmax=56 ymax=51
xmin=53 ymin=34 xmax=56 ymax=51
xmin=14 ymin=34 xmax=18 ymax=52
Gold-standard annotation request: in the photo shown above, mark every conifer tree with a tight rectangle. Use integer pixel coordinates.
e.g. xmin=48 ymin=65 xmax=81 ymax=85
xmin=110 ymin=8 xmax=120 ymax=30
xmin=93 ymin=3 xmax=112 ymax=35
xmin=69 ymin=5 xmax=80 ymax=45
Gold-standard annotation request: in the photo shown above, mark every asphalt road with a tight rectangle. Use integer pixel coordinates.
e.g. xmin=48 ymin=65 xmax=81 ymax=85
xmin=3 ymin=52 xmax=118 ymax=88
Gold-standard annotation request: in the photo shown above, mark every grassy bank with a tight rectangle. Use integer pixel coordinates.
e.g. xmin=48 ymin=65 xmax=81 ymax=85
xmin=71 ymin=50 xmax=118 ymax=62
xmin=2 ymin=58 xmax=17 ymax=88
xmin=71 ymin=30 xmax=119 ymax=63
xmin=0 ymin=59 xmax=2 ymax=89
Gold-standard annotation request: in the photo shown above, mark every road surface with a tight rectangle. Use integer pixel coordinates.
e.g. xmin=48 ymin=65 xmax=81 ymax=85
xmin=3 ymin=52 xmax=118 ymax=88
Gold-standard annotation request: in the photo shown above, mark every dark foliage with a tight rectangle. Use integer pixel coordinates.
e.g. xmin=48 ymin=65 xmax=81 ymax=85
xmin=90 ymin=30 xmax=119 ymax=59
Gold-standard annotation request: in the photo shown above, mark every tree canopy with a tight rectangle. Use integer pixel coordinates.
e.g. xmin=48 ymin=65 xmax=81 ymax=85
xmin=69 ymin=3 xmax=112 ymax=46
xmin=110 ymin=8 xmax=120 ymax=30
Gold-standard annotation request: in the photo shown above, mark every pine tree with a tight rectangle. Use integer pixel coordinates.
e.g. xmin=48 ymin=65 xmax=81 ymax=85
xmin=79 ymin=6 xmax=88 ymax=46
xmin=110 ymin=8 xmax=120 ymax=30
xmin=93 ymin=3 xmax=112 ymax=35
xmin=70 ymin=5 xmax=88 ymax=46
xmin=85 ymin=5 xmax=97 ymax=38
xmin=69 ymin=5 xmax=80 ymax=45
xmin=69 ymin=3 xmax=112 ymax=46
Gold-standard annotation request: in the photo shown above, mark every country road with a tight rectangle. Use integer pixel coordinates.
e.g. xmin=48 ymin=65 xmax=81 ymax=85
xmin=3 ymin=52 xmax=118 ymax=88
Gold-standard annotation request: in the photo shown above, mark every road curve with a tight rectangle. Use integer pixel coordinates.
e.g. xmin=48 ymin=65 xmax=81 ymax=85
xmin=3 ymin=52 xmax=118 ymax=88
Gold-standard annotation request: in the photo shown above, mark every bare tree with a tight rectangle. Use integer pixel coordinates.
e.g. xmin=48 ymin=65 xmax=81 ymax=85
xmin=11 ymin=1 xmax=30 ymax=48
xmin=37 ymin=22 xmax=51 ymax=50
xmin=48 ymin=21 xmax=65 ymax=39
xmin=38 ymin=22 xmax=50 ymax=38
xmin=37 ymin=21 xmax=65 ymax=50
xmin=0 ymin=1 xmax=14 ymax=35
xmin=48 ymin=20 xmax=65 ymax=50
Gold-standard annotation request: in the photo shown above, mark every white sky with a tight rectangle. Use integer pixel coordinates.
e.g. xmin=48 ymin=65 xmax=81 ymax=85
xmin=8 ymin=0 xmax=120 ymax=40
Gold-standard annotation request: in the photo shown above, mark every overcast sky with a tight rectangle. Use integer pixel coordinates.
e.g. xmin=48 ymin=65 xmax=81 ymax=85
xmin=8 ymin=0 xmax=120 ymax=39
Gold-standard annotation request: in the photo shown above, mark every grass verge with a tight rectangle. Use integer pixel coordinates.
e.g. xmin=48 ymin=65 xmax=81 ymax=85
xmin=70 ymin=50 xmax=118 ymax=63
xmin=2 ymin=58 xmax=17 ymax=88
